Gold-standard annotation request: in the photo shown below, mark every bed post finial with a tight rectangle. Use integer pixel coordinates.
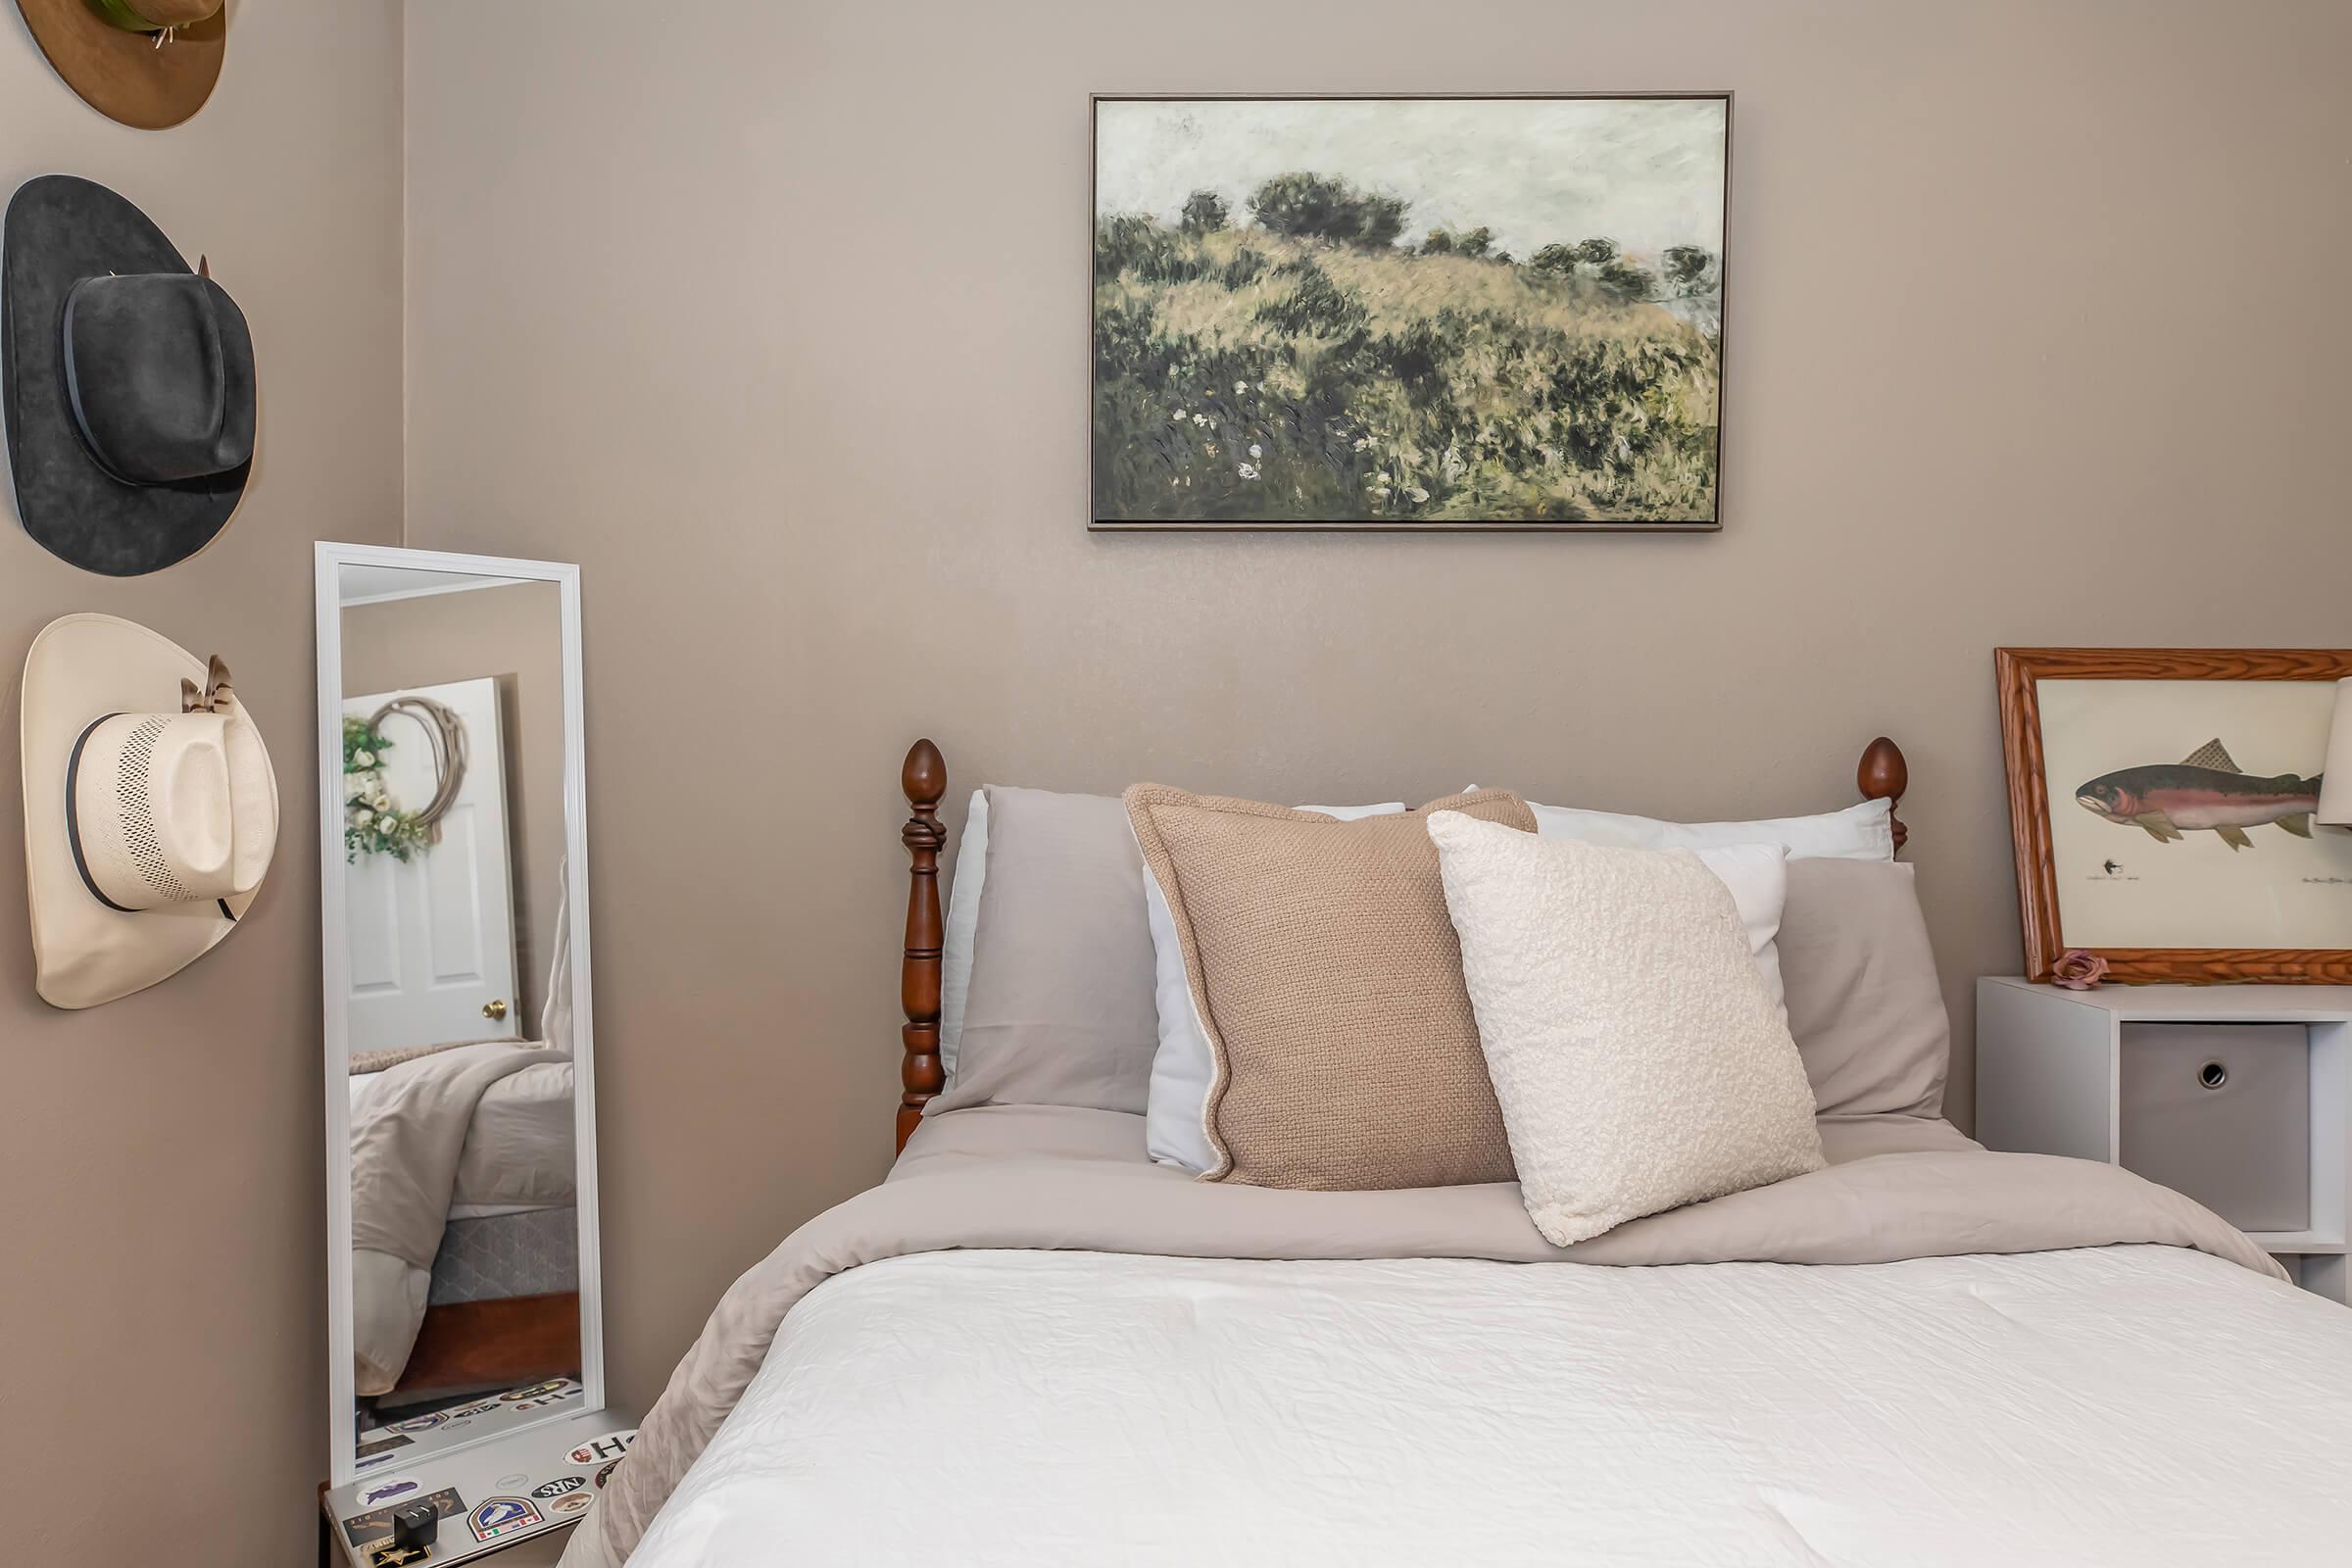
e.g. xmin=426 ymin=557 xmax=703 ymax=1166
xmin=898 ymin=739 xmax=949 ymax=1152
xmin=1857 ymin=736 xmax=1909 ymax=855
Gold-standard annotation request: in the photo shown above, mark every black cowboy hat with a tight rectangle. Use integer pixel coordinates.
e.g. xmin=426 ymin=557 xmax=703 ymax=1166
xmin=3 ymin=174 xmax=255 ymax=576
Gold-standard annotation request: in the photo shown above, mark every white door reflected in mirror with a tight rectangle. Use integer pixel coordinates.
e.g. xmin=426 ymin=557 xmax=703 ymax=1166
xmin=317 ymin=545 xmax=630 ymax=1564
xmin=344 ymin=676 xmax=519 ymax=1054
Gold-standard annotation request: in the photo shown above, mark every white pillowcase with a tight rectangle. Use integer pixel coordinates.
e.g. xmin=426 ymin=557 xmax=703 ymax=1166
xmin=1142 ymin=802 xmax=1405 ymax=1172
xmin=937 ymin=788 xmax=991 ymax=1078
xmin=1686 ymin=843 xmax=1788 ymax=1022
xmin=1520 ymin=796 xmax=1893 ymax=861
xmin=1428 ymin=811 xmax=1825 ymax=1247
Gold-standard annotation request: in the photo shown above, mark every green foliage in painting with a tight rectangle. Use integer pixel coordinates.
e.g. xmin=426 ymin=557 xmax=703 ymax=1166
xmin=1593 ymin=258 xmax=1658 ymax=302
xmin=1527 ymin=242 xmax=1579 ymax=278
xmin=1662 ymin=244 xmax=1717 ymax=297
xmin=1180 ymin=190 xmax=1229 ymax=233
xmin=1246 ymin=172 xmax=1408 ymax=251
xmin=1092 ymin=186 xmax=1722 ymax=524
xmin=1419 ymin=225 xmax=1495 ymax=260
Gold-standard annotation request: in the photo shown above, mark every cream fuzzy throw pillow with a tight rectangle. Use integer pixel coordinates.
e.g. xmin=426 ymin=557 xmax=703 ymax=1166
xmin=1428 ymin=811 xmax=1826 ymax=1247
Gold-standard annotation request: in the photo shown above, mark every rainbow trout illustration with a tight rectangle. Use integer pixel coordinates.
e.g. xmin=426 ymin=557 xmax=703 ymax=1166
xmin=2075 ymin=739 xmax=2328 ymax=852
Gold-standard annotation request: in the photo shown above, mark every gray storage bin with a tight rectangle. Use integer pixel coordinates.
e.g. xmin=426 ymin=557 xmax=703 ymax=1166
xmin=2119 ymin=1023 xmax=2310 ymax=1232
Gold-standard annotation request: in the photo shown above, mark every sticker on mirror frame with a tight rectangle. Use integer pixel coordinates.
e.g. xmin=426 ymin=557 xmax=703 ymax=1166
xmin=360 ymin=1478 xmax=419 ymax=1507
xmin=531 ymin=1476 xmax=587 ymax=1499
xmin=553 ymin=1494 xmax=592 ymax=1514
xmin=568 ymin=1431 xmax=635 ymax=1466
xmin=467 ymin=1496 xmax=544 ymax=1543
xmin=368 ymin=1544 xmax=431 ymax=1568
xmin=593 ymin=1459 xmax=621 ymax=1490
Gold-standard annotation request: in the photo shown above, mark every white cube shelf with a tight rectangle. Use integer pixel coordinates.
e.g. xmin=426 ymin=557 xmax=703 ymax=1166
xmin=1977 ymin=977 xmax=2352 ymax=1303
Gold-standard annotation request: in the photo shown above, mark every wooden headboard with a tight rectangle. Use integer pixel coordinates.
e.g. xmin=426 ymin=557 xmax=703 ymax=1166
xmin=891 ymin=736 xmax=1910 ymax=1151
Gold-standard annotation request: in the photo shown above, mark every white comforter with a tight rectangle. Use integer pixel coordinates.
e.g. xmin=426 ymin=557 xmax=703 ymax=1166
xmin=631 ymin=1244 xmax=2352 ymax=1567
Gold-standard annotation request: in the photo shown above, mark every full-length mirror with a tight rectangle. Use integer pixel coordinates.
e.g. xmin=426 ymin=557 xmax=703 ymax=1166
xmin=318 ymin=545 xmax=620 ymax=1529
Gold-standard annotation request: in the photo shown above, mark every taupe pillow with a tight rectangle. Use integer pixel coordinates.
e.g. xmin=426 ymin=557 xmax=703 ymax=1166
xmin=926 ymin=786 xmax=1159 ymax=1117
xmin=1778 ymin=858 xmax=1949 ymax=1119
xmin=1124 ymin=785 xmax=1538 ymax=1190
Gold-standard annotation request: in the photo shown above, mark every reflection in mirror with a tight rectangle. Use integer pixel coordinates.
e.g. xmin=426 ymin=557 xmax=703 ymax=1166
xmin=336 ymin=564 xmax=585 ymax=1473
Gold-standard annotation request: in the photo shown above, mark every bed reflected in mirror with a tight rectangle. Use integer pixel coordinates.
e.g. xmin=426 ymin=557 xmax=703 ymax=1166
xmin=319 ymin=547 xmax=622 ymax=1521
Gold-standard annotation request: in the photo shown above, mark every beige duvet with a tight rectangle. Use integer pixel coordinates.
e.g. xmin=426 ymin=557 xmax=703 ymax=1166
xmin=350 ymin=1042 xmax=574 ymax=1395
xmin=564 ymin=1102 xmax=2282 ymax=1567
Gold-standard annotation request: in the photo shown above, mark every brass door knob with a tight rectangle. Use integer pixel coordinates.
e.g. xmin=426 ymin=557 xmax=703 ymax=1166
xmin=482 ymin=999 xmax=509 ymax=1021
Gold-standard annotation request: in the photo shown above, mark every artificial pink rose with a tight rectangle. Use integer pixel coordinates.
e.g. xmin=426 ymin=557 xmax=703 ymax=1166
xmin=2051 ymin=950 xmax=2110 ymax=990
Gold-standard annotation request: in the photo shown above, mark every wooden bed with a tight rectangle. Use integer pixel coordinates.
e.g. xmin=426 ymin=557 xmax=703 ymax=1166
xmin=888 ymin=737 xmax=1911 ymax=1151
xmin=390 ymin=1292 xmax=580 ymax=1401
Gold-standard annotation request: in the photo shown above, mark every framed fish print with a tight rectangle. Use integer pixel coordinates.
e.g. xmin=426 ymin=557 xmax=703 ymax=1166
xmin=1089 ymin=93 xmax=1731 ymax=531
xmin=1997 ymin=648 xmax=2352 ymax=984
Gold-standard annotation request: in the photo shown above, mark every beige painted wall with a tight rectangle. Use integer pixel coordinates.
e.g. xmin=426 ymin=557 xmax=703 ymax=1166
xmin=0 ymin=4 xmax=405 ymax=1561
xmin=404 ymin=0 xmax=2352 ymax=1419
xmin=343 ymin=580 xmax=568 ymax=1024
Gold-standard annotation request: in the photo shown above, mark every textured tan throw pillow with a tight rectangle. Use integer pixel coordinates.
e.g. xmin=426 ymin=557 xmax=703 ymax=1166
xmin=1124 ymin=785 xmax=1538 ymax=1190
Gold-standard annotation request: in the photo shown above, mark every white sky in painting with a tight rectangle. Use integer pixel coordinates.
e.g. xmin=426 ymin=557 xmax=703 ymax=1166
xmin=1095 ymin=97 xmax=1727 ymax=263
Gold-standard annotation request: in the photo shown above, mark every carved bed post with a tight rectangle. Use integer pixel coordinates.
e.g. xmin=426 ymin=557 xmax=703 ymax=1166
xmin=898 ymin=739 xmax=948 ymax=1152
xmin=1857 ymin=736 xmax=1910 ymax=856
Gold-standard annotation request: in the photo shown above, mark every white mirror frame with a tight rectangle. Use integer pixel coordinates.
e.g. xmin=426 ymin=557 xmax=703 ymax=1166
xmin=316 ymin=542 xmax=606 ymax=1486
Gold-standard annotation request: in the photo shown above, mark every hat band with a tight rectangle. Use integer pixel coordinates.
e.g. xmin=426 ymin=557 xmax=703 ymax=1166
xmin=65 ymin=714 xmax=136 ymax=913
xmin=85 ymin=0 xmax=215 ymax=34
xmin=88 ymin=0 xmax=161 ymax=32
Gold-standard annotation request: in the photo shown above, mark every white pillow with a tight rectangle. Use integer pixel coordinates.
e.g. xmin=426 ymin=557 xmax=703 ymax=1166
xmin=1468 ymin=790 xmax=1893 ymax=862
xmin=1688 ymin=843 xmax=1788 ymax=1023
xmin=937 ymin=787 xmax=990 ymax=1077
xmin=1536 ymin=797 xmax=1892 ymax=860
xmin=1428 ymin=811 xmax=1825 ymax=1247
xmin=1142 ymin=802 xmax=1405 ymax=1171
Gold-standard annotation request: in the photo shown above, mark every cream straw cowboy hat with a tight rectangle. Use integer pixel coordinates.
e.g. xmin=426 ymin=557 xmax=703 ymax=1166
xmin=21 ymin=613 xmax=277 ymax=1008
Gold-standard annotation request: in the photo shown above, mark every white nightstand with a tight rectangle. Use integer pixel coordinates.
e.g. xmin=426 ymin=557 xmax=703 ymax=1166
xmin=1977 ymin=977 xmax=2352 ymax=1302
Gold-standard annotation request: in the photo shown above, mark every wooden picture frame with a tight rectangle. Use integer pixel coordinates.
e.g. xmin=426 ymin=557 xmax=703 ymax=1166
xmin=1996 ymin=648 xmax=2352 ymax=985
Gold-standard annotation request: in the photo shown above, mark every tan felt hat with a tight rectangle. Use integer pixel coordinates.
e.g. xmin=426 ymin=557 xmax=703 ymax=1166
xmin=22 ymin=613 xmax=277 ymax=1009
xmin=13 ymin=0 xmax=227 ymax=132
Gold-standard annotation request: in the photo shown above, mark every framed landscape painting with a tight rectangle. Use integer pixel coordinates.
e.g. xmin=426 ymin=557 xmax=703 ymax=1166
xmin=1090 ymin=93 xmax=1731 ymax=532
